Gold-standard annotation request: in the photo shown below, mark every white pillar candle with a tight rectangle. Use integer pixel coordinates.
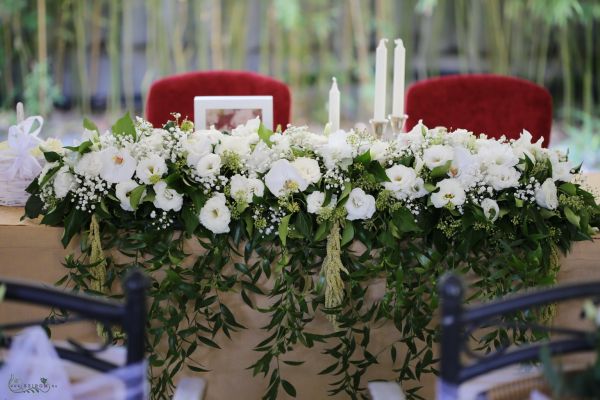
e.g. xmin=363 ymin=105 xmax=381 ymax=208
xmin=328 ymin=77 xmax=340 ymax=132
xmin=392 ymin=39 xmax=406 ymax=117
xmin=373 ymin=38 xmax=388 ymax=121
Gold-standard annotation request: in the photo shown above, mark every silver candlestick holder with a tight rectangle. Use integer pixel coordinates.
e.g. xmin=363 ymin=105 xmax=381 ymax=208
xmin=369 ymin=118 xmax=389 ymax=139
xmin=388 ymin=114 xmax=408 ymax=136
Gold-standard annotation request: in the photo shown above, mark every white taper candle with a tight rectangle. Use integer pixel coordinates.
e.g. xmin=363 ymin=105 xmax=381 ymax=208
xmin=328 ymin=77 xmax=340 ymax=132
xmin=373 ymin=38 xmax=388 ymax=121
xmin=392 ymin=39 xmax=406 ymax=117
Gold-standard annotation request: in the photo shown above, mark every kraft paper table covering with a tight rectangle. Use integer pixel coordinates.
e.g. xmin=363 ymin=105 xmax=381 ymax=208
xmin=1 ymin=173 xmax=599 ymax=399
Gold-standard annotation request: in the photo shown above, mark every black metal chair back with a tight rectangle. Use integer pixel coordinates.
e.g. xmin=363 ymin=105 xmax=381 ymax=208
xmin=438 ymin=273 xmax=600 ymax=399
xmin=0 ymin=269 xmax=147 ymax=371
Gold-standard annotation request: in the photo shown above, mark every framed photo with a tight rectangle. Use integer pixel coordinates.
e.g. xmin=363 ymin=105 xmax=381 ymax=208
xmin=194 ymin=96 xmax=273 ymax=131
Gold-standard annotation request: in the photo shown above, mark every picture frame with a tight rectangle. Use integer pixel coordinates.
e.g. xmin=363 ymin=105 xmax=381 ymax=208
xmin=194 ymin=96 xmax=274 ymax=131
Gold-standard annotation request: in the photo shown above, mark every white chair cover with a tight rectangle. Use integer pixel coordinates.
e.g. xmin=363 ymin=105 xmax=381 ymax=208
xmin=0 ymin=327 xmax=147 ymax=400
xmin=367 ymin=381 xmax=406 ymax=400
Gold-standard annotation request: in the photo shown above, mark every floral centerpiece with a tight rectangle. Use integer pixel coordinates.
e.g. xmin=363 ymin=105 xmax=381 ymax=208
xmin=24 ymin=113 xmax=600 ymax=399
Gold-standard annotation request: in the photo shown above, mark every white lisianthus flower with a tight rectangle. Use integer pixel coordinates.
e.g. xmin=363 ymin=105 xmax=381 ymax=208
xmin=183 ymin=133 xmax=212 ymax=167
xmin=478 ymin=142 xmax=519 ymax=168
xmin=396 ymin=121 xmax=426 ymax=150
xmin=486 ymin=165 xmax=520 ymax=191
xmin=535 ymin=178 xmax=558 ymax=210
xmin=264 ymin=159 xmax=308 ymax=197
xmin=199 ymin=193 xmax=231 ymax=234
xmin=291 ymin=157 xmax=321 ymax=184
xmin=39 ymin=138 xmax=64 ymax=155
xmin=383 ymin=165 xmax=417 ymax=199
xmin=408 ymin=177 xmax=428 ymax=199
xmin=195 ymin=153 xmax=222 ymax=177
xmin=196 ymin=126 xmax=224 ymax=145
xmin=216 ymin=135 xmax=252 ymax=157
xmin=231 ymin=116 xmax=261 ymax=137
xmin=229 ymin=174 xmax=264 ymax=203
xmin=99 ymin=148 xmax=136 ymax=184
xmin=345 ymin=188 xmax=376 ymax=221
xmin=307 ymin=191 xmax=326 ymax=214
xmin=450 ymin=146 xmax=480 ymax=189
xmin=423 ymin=145 xmax=453 ymax=170
xmin=53 ymin=166 xmax=77 ymax=199
xmin=136 ymin=154 xmax=167 ymax=184
xmin=153 ymin=181 xmax=183 ymax=212
xmin=549 ymin=152 xmax=572 ymax=182
xmin=317 ymin=130 xmax=355 ymax=170
xmin=370 ymin=140 xmax=389 ymax=163
xmin=431 ymin=178 xmax=466 ymax=208
xmin=481 ymin=198 xmax=500 ymax=222
xmin=74 ymin=152 xmax=103 ymax=177
xmin=512 ymin=129 xmax=544 ymax=163
xmin=448 ymin=129 xmax=474 ymax=148
xmin=115 ymin=180 xmax=143 ymax=211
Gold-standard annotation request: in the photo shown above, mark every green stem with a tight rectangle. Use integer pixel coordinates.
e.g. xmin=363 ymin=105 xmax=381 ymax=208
xmin=583 ymin=19 xmax=593 ymax=129
xmin=536 ymin=22 xmax=550 ymax=85
xmin=559 ymin=24 xmax=573 ymax=125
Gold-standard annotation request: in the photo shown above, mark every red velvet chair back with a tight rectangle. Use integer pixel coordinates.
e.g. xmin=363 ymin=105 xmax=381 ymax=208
xmin=146 ymin=71 xmax=291 ymax=129
xmin=405 ymin=74 xmax=552 ymax=146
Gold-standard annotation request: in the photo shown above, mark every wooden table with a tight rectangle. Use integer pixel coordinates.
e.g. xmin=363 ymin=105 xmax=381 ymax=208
xmin=1 ymin=173 xmax=599 ymax=399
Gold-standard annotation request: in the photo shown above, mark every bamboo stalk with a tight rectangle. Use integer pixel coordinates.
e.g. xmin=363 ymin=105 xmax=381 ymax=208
xmin=259 ymin=0 xmax=270 ymax=74
xmin=467 ymin=0 xmax=481 ymax=72
xmin=122 ymin=0 xmax=135 ymax=112
xmin=37 ymin=0 xmax=48 ymax=113
xmin=228 ymin=0 xmax=247 ymax=69
xmin=2 ymin=22 xmax=14 ymax=103
xmin=74 ymin=0 xmax=90 ymax=113
xmin=535 ymin=21 xmax=550 ymax=85
xmin=89 ymin=0 xmax=103 ymax=97
xmin=107 ymin=0 xmax=121 ymax=113
xmin=349 ymin=0 xmax=370 ymax=113
xmin=559 ymin=24 xmax=573 ymax=124
xmin=210 ymin=0 xmax=223 ymax=69
xmin=455 ymin=0 xmax=469 ymax=73
xmin=194 ymin=0 xmax=209 ymax=70
xmin=583 ymin=19 xmax=593 ymax=128
xmin=172 ymin=0 xmax=188 ymax=73
xmin=53 ymin=0 xmax=70 ymax=89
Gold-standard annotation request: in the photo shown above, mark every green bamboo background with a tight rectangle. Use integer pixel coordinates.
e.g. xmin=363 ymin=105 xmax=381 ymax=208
xmin=0 ymin=0 xmax=599 ymax=133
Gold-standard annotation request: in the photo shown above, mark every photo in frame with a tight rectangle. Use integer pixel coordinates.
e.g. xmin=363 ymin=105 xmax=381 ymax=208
xmin=194 ymin=96 xmax=274 ymax=131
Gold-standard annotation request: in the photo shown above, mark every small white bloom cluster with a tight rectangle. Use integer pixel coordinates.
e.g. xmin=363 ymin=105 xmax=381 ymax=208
xmin=71 ymin=175 xmax=109 ymax=212
xmin=150 ymin=210 xmax=174 ymax=230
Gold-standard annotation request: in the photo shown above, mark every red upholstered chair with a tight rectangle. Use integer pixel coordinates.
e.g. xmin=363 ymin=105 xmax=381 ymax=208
xmin=145 ymin=71 xmax=291 ymax=129
xmin=405 ymin=74 xmax=552 ymax=146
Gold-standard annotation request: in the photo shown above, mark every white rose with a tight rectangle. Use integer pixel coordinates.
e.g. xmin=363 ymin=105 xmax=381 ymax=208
xmin=183 ymin=133 xmax=212 ymax=167
xmin=291 ymin=157 xmax=321 ymax=184
xmin=195 ymin=153 xmax=222 ymax=177
xmin=74 ymin=152 xmax=103 ymax=177
xmin=535 ymin=178 xmax=558 ymax=210
xmin=486 ymin=165 xmax=520 ymax=191
xmin=481 ymin=198 xmax=500 ymax=222
xmin=53 ymin=166 xmax=77 ymax=199
xmin=423 ymin=145 xmax=453 ymax=170
xmin=39 ymin=138 xmax=64 ymax=155
xmin=152 ymin=181 xmax=183 ymax=212
xmin=383 ymin=165 xmax=417 ymax=199
xmin=199 ymin=193 xmax=231 ymax=234
xmin=431 ymin=178 xmax=466 ymax=208
xmin=99 ymin=148 xmax=136 ymax=184
xmin=370 ymin=141 xmax=389 ymax=163
xmin=307 ymin=191 xmax=326 ymax=214
xmin=247 ymin=141 xmax=275 ymax=176
xmin=229 ymin=174 xmax=264 ymax=203
xmin=345 ymin=188 xmax=376 ymax=221
xmin=115 ymin=180 xmax=144 ymax=211
xmin=264 ymin=159 xmax=308 ymax=197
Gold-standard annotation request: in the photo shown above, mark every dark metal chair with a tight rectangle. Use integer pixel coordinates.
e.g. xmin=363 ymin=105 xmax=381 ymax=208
xmin=438 ymin=273 xmax=600 ymax=399
xmin=0 ymin=269 xmax=147 ymax=396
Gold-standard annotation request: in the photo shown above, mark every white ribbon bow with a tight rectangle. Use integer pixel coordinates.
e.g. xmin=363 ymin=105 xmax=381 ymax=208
xmin=5 ymin=116 xmax=44 ymax=180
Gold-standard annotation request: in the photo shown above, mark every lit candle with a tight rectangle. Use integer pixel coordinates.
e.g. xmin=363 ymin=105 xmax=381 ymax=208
xmin=328 ymin=77 xmax=340 ymax=132
xmin=392 ymin=39 xmax=405 ymax=117
xmin=373 ymin=38 xmax=388 ymax=121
